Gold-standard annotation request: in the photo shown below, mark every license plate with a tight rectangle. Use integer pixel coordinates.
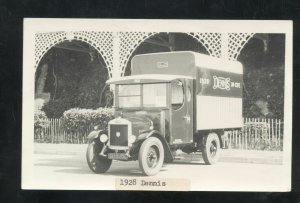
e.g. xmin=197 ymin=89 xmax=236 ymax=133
xmin=108 ymin=153 xmax=128 ymax=160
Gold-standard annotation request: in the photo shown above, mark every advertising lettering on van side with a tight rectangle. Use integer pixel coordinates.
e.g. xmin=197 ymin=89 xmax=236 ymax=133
xmin=212 ymin=76 xmax=241 ymax=91
xmin=197 ymin=68 xmax=242 ymax=98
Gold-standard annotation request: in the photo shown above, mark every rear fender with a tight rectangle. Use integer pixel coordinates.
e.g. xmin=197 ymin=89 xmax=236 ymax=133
xmin=134 ymin=130 xmax=173 ymax=162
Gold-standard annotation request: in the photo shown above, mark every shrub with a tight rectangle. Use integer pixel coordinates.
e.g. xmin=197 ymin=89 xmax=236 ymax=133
xmin=34 ymin=110 xmax=50 ymax=142
xmin=42 ymin=99 xmax=76 ymax=118
xmin=61 ymin=107 xmax=114 ymax=134
xmin=34 ymin=110 xmax=50 ymax=130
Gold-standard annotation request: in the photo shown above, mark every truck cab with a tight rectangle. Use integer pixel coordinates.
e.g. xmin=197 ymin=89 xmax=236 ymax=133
xmin=86 ymin=51 xmax=243 ymax=176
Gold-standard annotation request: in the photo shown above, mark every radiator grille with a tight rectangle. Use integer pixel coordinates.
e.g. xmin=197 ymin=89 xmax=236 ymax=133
xmin=109 ymin=124 xmax=128 ymax=147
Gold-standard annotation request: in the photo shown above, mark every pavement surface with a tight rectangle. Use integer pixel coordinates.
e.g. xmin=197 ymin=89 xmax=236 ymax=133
xmin=29 ymin=152 xmax=288 ymax=191
xmin=34 ymin=143 xmax=283 ymax=165
xmin=27 ymin=144 xmax=288 ymax=191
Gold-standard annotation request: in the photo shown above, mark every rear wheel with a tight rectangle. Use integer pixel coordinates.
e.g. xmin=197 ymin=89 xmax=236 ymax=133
xmin=138 ymin=137 xmax=164 ymax=176
xmin=202 ymin=133 xmax=220 ymax=165
xmin=86 ymin=140 xmax=112 ymax=173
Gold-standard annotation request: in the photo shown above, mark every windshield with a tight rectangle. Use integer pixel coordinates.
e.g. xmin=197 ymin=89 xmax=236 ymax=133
xmin=118 ymin=83 xmax=167 ymax=108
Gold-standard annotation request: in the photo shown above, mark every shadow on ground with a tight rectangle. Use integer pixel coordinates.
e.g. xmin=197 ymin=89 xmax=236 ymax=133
xmin=35 ymin=155 xmax=206 ymax=176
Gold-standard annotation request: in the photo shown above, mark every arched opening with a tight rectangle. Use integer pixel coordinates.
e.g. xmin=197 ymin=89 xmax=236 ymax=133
xmin=35 ymin=40 xmax=112 ymax=118
xmin=123 ymin=32 xmax=210 ymax=76
xmin=238 ymin=34 xmax=285 ymax=118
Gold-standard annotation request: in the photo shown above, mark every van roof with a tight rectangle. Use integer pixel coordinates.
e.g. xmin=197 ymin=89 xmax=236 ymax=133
xmin=107 ymin=74 xmax=193 ymax=84
xmin=131 ymin=51 xmax=243 ymax=76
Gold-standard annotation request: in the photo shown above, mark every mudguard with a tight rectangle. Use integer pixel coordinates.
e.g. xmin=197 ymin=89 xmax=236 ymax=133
xmin=135 ymin=130 xmax=174 ymax=162
xmin=87 ymin=129 xmax=107 ymax=141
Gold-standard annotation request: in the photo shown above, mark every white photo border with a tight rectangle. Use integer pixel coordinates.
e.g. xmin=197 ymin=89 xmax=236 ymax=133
xmin=22 ymin=19 xmax=293 ymax=191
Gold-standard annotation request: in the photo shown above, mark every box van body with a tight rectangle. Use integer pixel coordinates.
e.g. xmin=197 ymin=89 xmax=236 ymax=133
xmin=86 ymin=51 xmax=243 ymax=176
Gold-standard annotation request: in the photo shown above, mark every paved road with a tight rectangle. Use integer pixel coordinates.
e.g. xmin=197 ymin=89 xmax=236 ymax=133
xmin=29 ymin=153 xmax=289 ymax=191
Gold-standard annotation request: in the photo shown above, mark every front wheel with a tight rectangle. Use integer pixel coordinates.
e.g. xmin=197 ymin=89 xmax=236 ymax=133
xmin=138 ymin=137 xmax=164 ymax=176
xmin=86 ymin=140 xmax=112 ymax=173
xmin=202 ymin=133 xmax=220 ymax=165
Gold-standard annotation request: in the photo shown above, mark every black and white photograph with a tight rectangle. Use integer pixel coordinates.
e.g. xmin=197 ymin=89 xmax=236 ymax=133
xmin=22 ymin=19 xmax=292 ymax=191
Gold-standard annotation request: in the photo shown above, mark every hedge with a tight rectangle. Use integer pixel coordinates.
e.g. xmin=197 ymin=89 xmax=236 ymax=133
xmin=61 ymin=107 xmax=114 ymax=134
xmin=34 ymin=110 xmax=50 ymax=130
xmin=34 ymin=110 xmax=50 ymax=141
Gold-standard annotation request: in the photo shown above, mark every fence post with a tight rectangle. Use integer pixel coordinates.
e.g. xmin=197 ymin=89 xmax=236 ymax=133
xmin=47 ymin=119 xmax=50 ymax=142
xmin=234 ymin=130 xmax=237 ymax=148
xmin=262 ymin=118 xmax=265 ymax=141
xmin=54 ymin=119 xmax=57 ymax=143
xmin=230 ymin=130 xmax=232 ymax=148
xmin=271 ymin=118 xmax=274 ymax=145
xmin=279 ymin=119 xmax=281 ymax=148
xmin=58 ymin=118 xmax=61 ymax=143
xmin=56 ymin=118 xmax=58 ymax=143
xmin=267 ymin=118 xmax=271 ymax=143
xmin=254 ymin=118 xmax=257 ymax=142
xmin=50 ymin=119 xmax=53 ymax=143
xmin=248 ymin=118 xmax=251 ymax=147
xmin=243 ymin=118 xmax=246 ymax=149
xmin=275 ymin=119 xmax=277 ymax=146
xmin=63 ymin=128 xmax=66 ymax=143
xmin=238 ymin=129 xmax=240 ymax=149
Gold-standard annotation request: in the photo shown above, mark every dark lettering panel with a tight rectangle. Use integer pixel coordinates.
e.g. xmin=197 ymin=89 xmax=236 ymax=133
xmin=196 ymin=68 xmax=243 ymax=98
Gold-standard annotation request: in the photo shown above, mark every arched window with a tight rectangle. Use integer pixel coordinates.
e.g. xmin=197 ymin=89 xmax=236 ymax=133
xmin=171 ymin=80 xmax=184 ymax=110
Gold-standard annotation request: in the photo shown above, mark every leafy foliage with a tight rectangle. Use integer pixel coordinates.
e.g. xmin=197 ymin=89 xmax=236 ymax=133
xmin=42 ymin=98 xmax=76 ymax=118
xmin=39 ymin=45 xmax=110 ymax=118
xmin=34 ymin=110 xmax=50 ymax=130
xmin=34 ymin=110 xmax=50 ymax=141
xmin=239 ymin=34 xmax=285 ymax=119
xmin=243 ymin=67 xmax=284 ymax=118
xmin=61 ymin=107 xmax=114 ymax=134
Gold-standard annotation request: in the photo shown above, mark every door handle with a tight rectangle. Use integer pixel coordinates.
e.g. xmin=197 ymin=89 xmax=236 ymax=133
xmin=183 ymin=115 xmax=191 ymax=124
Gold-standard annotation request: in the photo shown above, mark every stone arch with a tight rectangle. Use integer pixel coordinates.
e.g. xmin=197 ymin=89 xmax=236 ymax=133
xmin=35 ymin=31 xmax=114 ymax=77
xmin=118 ymin=32 xmax=223 ymax=76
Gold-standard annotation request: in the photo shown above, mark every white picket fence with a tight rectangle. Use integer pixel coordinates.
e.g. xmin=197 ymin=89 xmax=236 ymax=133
xmin=34 ymin=117 xmax=283 ymax=150
xmin=34 ymin=118 xmax=94 ymax=144
xmin=226 ymin=118 xmax=283 ymax=151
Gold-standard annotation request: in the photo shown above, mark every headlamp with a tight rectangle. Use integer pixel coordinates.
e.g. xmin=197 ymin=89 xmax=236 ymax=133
xmin=129 ymin=135 xmax=136 ymax=145
xmin=99 ymin=134 xmax=108 ymax=143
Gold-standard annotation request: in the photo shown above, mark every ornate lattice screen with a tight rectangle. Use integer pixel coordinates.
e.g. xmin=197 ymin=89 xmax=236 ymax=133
xmin=35 ymin=31 xmax=254 ymax=78
xmin=228 ymin=33 xmax=254 ymax=60
xmin=35 ymin=31 xmax=114 ymax=77
xmin=118 ymin=32 xmax=223 ymax=76
xmin=187 ymin=32 xmax=222 ymax=58
xmin=35 ymin=32 xmax=67 ymax=69
xmin=118 ymin=32 xmax=158 ymax=76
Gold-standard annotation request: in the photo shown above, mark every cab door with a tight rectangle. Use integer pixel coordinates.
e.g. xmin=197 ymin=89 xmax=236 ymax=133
xmin=170 ymin=79 xmax=193 ymax=144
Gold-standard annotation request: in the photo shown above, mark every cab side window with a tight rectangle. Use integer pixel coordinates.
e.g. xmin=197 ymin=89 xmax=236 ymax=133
xmin=171 ymin=80 xmax=184 ymax=110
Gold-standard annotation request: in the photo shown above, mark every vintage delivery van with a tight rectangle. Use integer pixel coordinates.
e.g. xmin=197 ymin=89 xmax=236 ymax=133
xmin=86 ymin=51 xmax=243 ymax=176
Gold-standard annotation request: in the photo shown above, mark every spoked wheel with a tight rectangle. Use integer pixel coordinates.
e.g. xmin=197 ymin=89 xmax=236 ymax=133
xmin=86 ymin=140 xmax=112 ymax=173
xmin=202 ymin=133 xmax=220 ymax=165
xmin=138 ymin=137 xmax=164 ymax=176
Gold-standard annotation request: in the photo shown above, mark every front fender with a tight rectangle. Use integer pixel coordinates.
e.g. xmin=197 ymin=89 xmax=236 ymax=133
xmin=134 ymin=130 xmax=173 ymax=162
xmin=87 ymin=129 xmax=107 ymax=141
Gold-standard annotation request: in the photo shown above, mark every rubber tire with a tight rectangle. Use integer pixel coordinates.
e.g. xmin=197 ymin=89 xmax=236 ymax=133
xmin=202 ymin=133 xmax=220 ymax=165
xmin=138 ymin=137 xmax=164 ymax=176
xmin=86 ymin=141 xmax=112 ymax=173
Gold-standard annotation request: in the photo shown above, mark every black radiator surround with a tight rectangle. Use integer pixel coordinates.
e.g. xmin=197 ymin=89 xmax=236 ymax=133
xmin=109 ymin=124 xmax=128 ymax=147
